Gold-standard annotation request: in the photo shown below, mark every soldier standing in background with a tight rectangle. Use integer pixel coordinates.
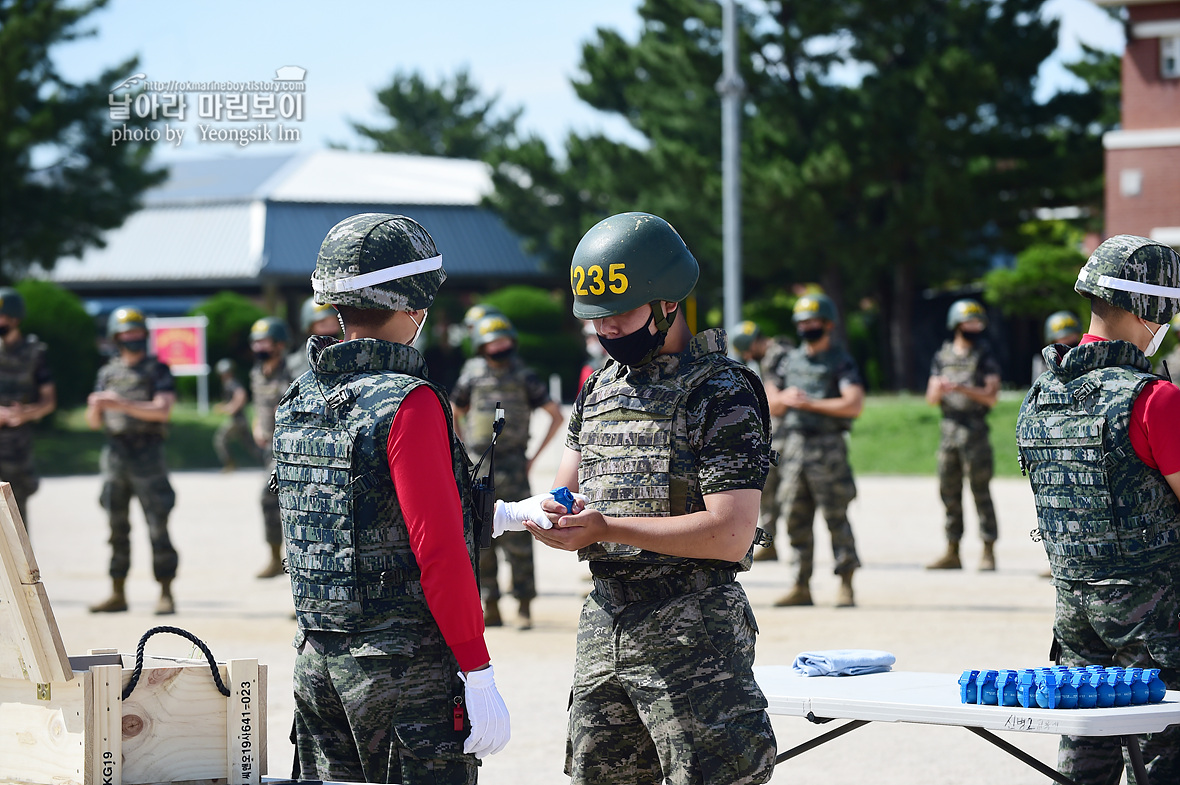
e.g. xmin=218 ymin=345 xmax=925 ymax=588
xmin=212 ymin=357 xmax=255 ymax=471
xmin=276 ymin=213 xmax=508 ymax=781
xmin=451 ymin=313 xmax=563 ymax=629
xmin=926 ymin=299 xmax=1002 ymax=571
xmin=525 ymin=212 xmax=777 ymax=785
xmin=1017 ymin=235 xmax=1180 ymax=784
xmin=766 ymin=295 xmax=865 ymax=608
xmin=730 ymin=320 xmax=792 ymax=563
xmin=86 ymin=307 xmax=178 ymax=615
xmin=0 ymin=288 xmax=56 ymax=527
xmin=249 ymin=317 xmax=292 ymax=579
xmin=287 ymin=297 xmax=341 ymax=379
xmin=1032 ymin=310 xmax=1082 ymax=380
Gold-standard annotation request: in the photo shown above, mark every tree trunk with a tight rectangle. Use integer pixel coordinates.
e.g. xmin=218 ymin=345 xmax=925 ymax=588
xmin=820 ymin=264 xmax=847 ymax=347
xmin=889 ymin=261 xmax=917 ymax=391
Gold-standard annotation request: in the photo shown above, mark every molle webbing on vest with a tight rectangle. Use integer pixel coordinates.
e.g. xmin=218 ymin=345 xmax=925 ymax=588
xmin=1017 ymin=347 xmax=1180 ymax=580
xmin=464 ymin=357 xmax=532 ymax=452
xmin=780 ymin=347 xmax=852 ymax=433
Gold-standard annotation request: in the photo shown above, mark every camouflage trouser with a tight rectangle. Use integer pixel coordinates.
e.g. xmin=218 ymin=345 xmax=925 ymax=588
xmin=213 ymin=414 xmax=255 ymax=466
xmin=99 ymin=439 xmax=177 ymax=581
xmin=1053 ymin=566 xmax=1180 ymax=785
xmin=260 ymin=451 xmax=281 ymax=546
xmin=292 ymin=626 xmax=477 ymax=784
xmin=0 ymin=444 xmax=39 ymax=529
xmin=566 ymin=579 xmax=776 ymax=785
xmin=937 ymin=416 xmax=997 ymax=543
xmin=478 ymin=451 xmax=535 ymax=601
xmin=776 ymin=431 xmax=860 ymax=582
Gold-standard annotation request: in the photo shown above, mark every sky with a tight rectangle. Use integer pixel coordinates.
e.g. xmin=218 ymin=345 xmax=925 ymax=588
xmin=49 ymin=0 xmax=1126 ymax=163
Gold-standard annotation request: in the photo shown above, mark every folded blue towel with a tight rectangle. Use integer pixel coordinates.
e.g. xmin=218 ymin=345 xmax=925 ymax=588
xmin=791 ymin=649 xmax=896 ymax=677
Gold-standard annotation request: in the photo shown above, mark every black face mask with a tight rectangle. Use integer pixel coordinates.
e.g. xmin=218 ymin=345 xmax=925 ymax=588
xmin=0 ymin=324 xmax=11 ymax=339
xmin=959 ymin=330 xmax=982 ymax=344
xmin=254 ymin=350 xmax=273 ymax=362
xmin=118 ymin=337 xmax=148 ymax=354
xmin=799 ymin=327 xmax=826 ymax=344
xmin=486 ymin=347 xmax=515 ymax=362
xmin=597 ymin=310 xmax=667 ymax=367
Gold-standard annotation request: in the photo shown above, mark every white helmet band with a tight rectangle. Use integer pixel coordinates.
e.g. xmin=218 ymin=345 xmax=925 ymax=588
xmin=312 ymin=254 xmax=443 ymax=294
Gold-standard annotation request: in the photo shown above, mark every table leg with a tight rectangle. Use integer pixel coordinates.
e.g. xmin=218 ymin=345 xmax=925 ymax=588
xmin=964 ymin=727 xmax=1081 ymax=785
xmin=1122 ymin=735 xmax=1149 ymax=785
xmin=774 ymin=719 xmax=869 ymax=765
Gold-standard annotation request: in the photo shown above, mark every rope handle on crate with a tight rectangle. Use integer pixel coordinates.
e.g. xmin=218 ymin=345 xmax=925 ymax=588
xmin=121 ymin=625 xmax=231 ymax=700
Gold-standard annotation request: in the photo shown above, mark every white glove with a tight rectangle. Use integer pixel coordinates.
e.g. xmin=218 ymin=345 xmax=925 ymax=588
xmin=459 ymin=666 xmax=510 ymax=758
xmin=492 ymin=490 xmax=588 ymax=537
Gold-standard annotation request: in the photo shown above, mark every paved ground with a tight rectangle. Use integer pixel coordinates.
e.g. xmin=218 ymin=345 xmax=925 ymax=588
xmin=19 ymin=410 xmax=1075 ymax=784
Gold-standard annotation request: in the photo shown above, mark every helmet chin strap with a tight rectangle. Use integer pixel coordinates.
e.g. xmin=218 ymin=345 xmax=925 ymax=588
xmin=650 ymin=301 xmax=678 ymax=333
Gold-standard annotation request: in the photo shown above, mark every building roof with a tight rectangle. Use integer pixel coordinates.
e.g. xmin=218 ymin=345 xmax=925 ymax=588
xmin=46 ymin=150 xmax=543 ymax=290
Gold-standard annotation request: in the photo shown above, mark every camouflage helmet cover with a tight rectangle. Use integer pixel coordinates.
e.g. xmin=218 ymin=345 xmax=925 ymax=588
xmin=249 ymin=316 xmax=290 ymax=344
xmin=1074 ymin=234 xmax=1180 ymax=324
xmin=472 ymin=313 xmax=518 ymax=349
xmin=1044 ymin=310 xmax=1082 ymax=343
xmin=793 ymin=293 xmax=838 ymax=324
xmin=107 ymin=306 xmax=147 ymax=337
xmin=312 ymin=213 xmax=446 ymax=311
xmin=300 ymin=297 xmax=336 ymax=332
xmin=570 ymin=212 xmax=699 ymax=319
xmin=730 ymin=320 xmax=762 ymax=353
xmin=946 ymin=299 xmax=988 ymax=330
xmin=0 ymin=287 xmax=25 ymax=319
xmin=464 ymin=303 xmax=504 ymax=329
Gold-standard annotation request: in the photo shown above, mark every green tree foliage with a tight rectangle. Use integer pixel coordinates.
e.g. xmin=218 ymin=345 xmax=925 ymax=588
xmin=0 ymin=0 xmax=166 ymax=280
xmin=190 ymin=292 xmax=266 ymax=394
xmin=15 ymin=278 xmax=97 ymax=408
xmin=983 ymin=243 xmax=1089 ymax=318
xmin=479 ymin=286 xmax=583 ymax=400
xmin=353 ymin=68 xmax=523 ymax=159
xmin=483 ymin=0 xmax=1112 ymax=389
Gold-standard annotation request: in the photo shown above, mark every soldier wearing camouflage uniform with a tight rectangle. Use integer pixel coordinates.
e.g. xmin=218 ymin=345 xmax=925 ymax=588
xmin=0 ymin=288 xmax=56 ymax=527
xmin=86 ymin=307 xmax=178 ymax=615
xmin=286 ymin=297 xmax=340 ymax=379
xmin=926 ymin=299 xmax=1002 ymax=571
xmin=730 ymin=320 xmax=792 ymax=563
xmin=764 ymin=296 xmax=864 ymax=608
xmin=249 ymin=317 xmax=293 ymax=579
xmin=276 ymin=213 xmax=508 ymax=782
xmin=1017 ymin=235 xmax=1180 ymax=785
xmin=1032 ymin=310 xmax=1083 ymax=380
xmin=212 ymin=358 xmax=255 ymax=470
xmin=451 ymin=313 xmax=563 ymax=629
xmin=523 ymin=212 xmax=776 ymax=785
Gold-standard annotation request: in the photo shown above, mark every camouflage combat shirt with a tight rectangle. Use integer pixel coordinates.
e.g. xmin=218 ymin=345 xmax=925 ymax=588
xmin=93 ymin=354 xmax=174 ymax=439
xmin=274 ymin=337 xmax=477 ymax=633
xmin=251 ymin=359 xmax=293 ymax=443
xmin=931 ymin=339 xmax=1001 ymax=419
xmin=767 ymin=342 xmax=862 ymax=435
xmin=568 ymin=328 xmax=770 ymax=572
xmin=1017 ymin=340 xmax=1180 ymax=580
xmin=452 ymin=354 xmax=550 ymax=456
xmin=0 ymin=334 xmax=51 ymax=452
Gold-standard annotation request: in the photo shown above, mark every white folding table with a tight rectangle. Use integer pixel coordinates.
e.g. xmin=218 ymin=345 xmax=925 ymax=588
xmin=755 ymin=667 xmax=1180 ymax=785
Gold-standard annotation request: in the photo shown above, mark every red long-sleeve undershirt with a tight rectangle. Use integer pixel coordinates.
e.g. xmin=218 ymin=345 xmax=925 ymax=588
xmin=1080 ymin=335 xmax=1180 ymax=475
xmin=387 ymin=386 xmax=490 ymax=672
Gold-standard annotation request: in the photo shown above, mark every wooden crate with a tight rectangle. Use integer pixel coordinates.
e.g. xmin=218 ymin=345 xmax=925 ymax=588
xmin=0 ymin=483 xmax=266 ymax=785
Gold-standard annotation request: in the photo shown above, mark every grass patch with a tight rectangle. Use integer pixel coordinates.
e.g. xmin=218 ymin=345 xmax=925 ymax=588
xmin=847 ymin=391 xmax=1023 ymax=477
xmin=33 ymin=403 xmax=263 ymax=477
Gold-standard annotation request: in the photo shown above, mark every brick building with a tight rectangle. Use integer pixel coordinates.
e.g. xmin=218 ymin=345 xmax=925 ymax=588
xmin=1097 ymin=0 xmax=1180 ymax=247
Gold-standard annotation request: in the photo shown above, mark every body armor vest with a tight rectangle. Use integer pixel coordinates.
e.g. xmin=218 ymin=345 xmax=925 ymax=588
xmin=273 ymin=337 xmax=477 ymax=633
xmin=778 ymin=345 xmax=853 ymax=433
xmin=460 ymin=356 xmax=531 ymax=454
xmin=250 ymin=360 xmax=293 ymax=443
xmin=1017 ymin=340 xmax=1180 ymax=580
xmin=934 ymin=341 xmax=990 ymax=418
xmin=575 ymin=329 xmax=769 ymax=571
xmin=99 ymin=356 xmax=168 ymax=438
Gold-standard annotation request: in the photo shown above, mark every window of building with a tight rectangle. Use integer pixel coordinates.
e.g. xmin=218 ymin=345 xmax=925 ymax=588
xmin=1163 ymin=36 xmax=1180 ymax=79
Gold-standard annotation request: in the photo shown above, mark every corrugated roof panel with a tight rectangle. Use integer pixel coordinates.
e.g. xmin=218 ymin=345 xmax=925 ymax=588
xmin=48 ymin=203 xmax=263 ymax=285
xmin=265 ymin=150 xmax=490 ymax=205
xmin=145 ymin=154 xmax=297 ymax=206
xmin=263 ymin=203 xmax=545 ymax=281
